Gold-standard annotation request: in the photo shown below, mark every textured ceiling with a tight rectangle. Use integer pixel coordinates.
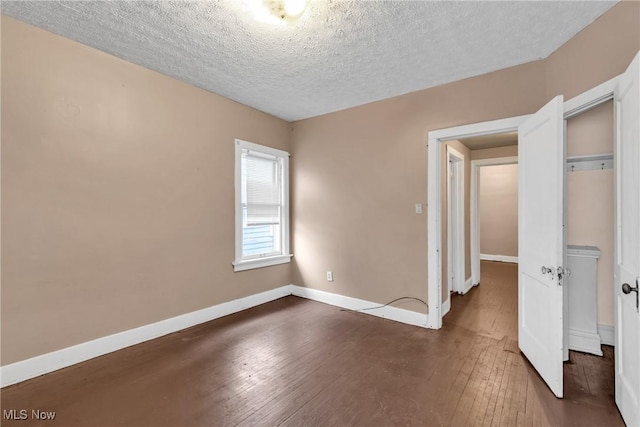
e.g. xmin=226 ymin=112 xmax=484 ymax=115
xmin=1 ymin=1 xmax=617 ymax=121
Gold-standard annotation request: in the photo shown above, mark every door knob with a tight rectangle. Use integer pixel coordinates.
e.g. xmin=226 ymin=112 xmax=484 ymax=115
xmin=622 ymin=278 xmax=639 ymax=310
xmin=541 ymin=266 xmax=555 ymax=281
xmin=557 ymin=266 xmax=571 ymax=282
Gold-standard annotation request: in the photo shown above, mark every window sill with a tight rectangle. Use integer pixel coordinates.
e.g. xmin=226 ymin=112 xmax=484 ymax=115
xmin=232 ymin=254 xmax=292 ymax=272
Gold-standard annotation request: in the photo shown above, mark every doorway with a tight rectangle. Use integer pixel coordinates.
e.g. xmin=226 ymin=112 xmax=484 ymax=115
xmin=427 ymin=54 xmax=640 ymax=425
xmin=427 ymin=115 xmax=526 ymax=330
xmin=442 ymin=138 xmax=519 ymax=317
xmin=427 ymin=78 xmax=620 ymax=331
xmin=426 ymin=71 xmax=629 ymax=405
xmin=565 ymin=100 xmax=616 ymax=355
xmin=470 ymin=148 xmax=519 ymax=286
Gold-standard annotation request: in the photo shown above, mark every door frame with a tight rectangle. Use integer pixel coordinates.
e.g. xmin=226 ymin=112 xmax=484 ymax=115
xmin=470 ymin=156 xmax=519 ymax=286
xmin=428 ymin=116 xmax=528 ymax=329
xmin=426 ymin=75 xmax=620 ymax=330
xmin=445 ymin=145 xmax=465 ymax=313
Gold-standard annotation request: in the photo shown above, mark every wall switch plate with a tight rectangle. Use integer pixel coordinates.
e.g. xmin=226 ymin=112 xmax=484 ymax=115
xmin=415 ymin=203 xmax=423 ymax=214
xmin=326 ymin=271 xmax=334 ymax=282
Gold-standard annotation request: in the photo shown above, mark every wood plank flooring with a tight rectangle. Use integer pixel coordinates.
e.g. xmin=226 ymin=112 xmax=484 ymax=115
xmin=1 ymin=261 xmax=623 ymax=426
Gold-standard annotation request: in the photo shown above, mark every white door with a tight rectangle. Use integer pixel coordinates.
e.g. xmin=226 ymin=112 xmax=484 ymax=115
xmin=615 ymin=52 xmax=640 ymax=427
xmin=518 ymin=95 xmax=565 ymax=398
xmin=447 ymin=146 xmax=465 ymax=297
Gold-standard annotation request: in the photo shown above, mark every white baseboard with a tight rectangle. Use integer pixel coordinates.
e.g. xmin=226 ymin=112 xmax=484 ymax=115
xmin=290 ymin=285 xmax=429 ymax=328
xmin=0 ymin=285 xmax=293 ymax=388
xmin=480 ymin=254 xmax=518 ymax=264
xmin=442 ymin=297 xmax=451 ymax=317
xmin=598 ymin=324 xmax=615 ymax=346
xmin=568 ymin=328 xmax=603 ymax=356
xmin=2 ymin=284 xmax=432 ymax=387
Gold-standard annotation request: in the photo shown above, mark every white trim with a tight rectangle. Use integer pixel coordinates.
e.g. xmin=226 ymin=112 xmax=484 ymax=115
xmin=470 ymin=156 xmax=518 ymax=286
xmin=563 ymin=117 xmax=570 ymax=363
xmin=480 ymin=254 xmax=519 ymax=264
xmin=428 ymin=115 xmax=531 ymax=143
xmin=442 ymin=298 xmax=451 ymax=317
xmin=427 ymin=116 xmax=529 ymax=330
xmin=446 ymin=146 xmax=465 ymax=297
xmin=235 ymin=139 xmax=290 ymax=159
xmin=598 ymin=324 xmax=615 ymax=346
xmin=470 ymin=157 xmax=518 ymax=168
xmin=232 ymin=254 xmax=292 ymax=271
xmin=0 ymin=285 xmax=293 ymax=388
xmin=1 ymin=285 xmax=434 ymax=387
xmin=568 ymin=328 xmax=603 ymax=356
xmin=290 ymin=285 xmax=429 ymax=328
xmin=462 ymin=277 xmax=474 ymax=295
xmin=563 ymin=75 xmax=619 ymax=119
xmin=234 ymin=139 xmax=290 ymax=272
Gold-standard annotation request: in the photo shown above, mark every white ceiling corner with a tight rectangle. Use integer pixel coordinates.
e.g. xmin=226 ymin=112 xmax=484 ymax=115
xmin=1 ymin=1 xmax=618 ymax=122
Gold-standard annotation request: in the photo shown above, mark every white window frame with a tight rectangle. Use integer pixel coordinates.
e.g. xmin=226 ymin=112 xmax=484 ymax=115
xmin=233 ymin=139 xmax=291 ymax=272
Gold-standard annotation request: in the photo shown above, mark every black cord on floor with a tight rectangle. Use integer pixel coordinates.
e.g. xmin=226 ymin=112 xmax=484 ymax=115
xmin=340 ymin=296 xmax=428 ymax=313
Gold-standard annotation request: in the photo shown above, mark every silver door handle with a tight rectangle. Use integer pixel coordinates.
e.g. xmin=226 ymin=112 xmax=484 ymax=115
xmin=541 ymin=266 xmax=555 ymax=281
xmin=557 ymin=266 xmax=571 ymax=281
xmin=622 ymin=278 xmax=639 ymax=310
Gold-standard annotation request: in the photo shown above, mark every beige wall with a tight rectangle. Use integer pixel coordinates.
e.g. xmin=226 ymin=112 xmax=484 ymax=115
xmin=291 ymin=62 xmax=547 ymax=312
xmin=1 ymin=1 xmax=637 ymax=366
xmin=566 ymin=101 xmax=615 ymax=326
xmin=291 ymin=1 xmax=638 ymax=314
xmin=545 ymin=2 xmax=640 ymax=101
xmin=479 ymin=164 xmax=518 ymax=257
xmin=1 ymin=17 xmax=292 ymax=364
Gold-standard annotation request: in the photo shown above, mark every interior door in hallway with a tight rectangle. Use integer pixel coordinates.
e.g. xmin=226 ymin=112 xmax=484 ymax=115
xmin=518 ymin=95 xmax=565 ymax=398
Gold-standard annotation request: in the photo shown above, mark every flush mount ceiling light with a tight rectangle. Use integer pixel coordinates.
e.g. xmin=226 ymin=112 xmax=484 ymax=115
xmin=248 ymin=0 xmax=308 ymax=24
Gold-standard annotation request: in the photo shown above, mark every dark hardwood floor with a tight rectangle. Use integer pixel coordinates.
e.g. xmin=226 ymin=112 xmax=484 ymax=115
xmin=1 ymin=261 xmax=623 ymax=426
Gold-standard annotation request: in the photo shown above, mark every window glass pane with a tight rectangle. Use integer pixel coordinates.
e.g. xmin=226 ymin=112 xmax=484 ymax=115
xmin=242 ymin=207 xmax=280 ymax=257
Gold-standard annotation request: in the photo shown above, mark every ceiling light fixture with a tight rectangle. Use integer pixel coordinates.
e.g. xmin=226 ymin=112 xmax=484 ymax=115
xmin=248 ymin=0 xmax=308 ymax=24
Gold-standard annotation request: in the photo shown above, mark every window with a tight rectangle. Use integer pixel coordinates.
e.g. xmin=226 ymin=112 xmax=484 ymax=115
xmin=233 ymin=139 xmax=291 ymax=272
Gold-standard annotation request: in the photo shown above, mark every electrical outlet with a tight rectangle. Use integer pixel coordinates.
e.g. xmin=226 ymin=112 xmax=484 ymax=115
xmin=415 ymin=203 xmax=423 ymax=214
xmin=326 ymin=271 xmax=334 ymax=282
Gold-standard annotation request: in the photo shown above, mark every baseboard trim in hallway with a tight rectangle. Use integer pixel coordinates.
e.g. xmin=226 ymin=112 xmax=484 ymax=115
xmin=480 ymin=253 xmax=519 ymax=263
